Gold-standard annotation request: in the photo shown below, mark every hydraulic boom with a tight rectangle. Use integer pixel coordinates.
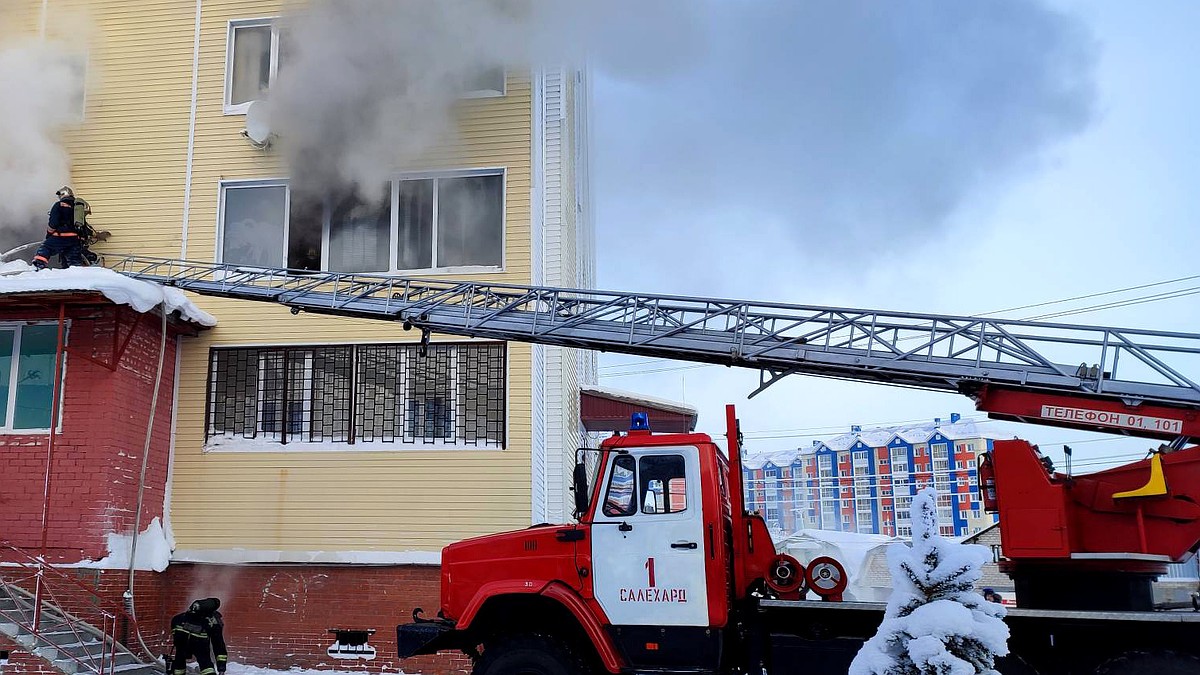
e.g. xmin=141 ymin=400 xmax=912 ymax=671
xmin=107 ymin=254 xmax=1200 ymax=441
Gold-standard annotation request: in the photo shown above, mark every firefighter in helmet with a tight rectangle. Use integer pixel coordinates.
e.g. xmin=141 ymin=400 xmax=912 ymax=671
xmin=170 ymin=598 xmax=228 ymax=675
xmin=33 ymin=186 xmax=85 ymax=270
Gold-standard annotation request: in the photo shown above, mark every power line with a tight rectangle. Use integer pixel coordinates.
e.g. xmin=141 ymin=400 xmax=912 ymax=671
xmin=599 ymin=273 xmax=1200 ymax=378
xmin=974 ymin=273 xmax=1200 ymax=318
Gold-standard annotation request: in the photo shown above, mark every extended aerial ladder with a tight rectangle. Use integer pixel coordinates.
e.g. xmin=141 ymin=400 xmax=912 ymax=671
xmin=106 ymin=254 xmax=1200 ymax=443
xmin=105 ymin=254 xmax=1200 ymax=612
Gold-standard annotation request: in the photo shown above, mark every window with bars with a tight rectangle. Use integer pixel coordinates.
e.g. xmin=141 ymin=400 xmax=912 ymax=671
xmin=206 ymin=342 xmax=505 ymax=448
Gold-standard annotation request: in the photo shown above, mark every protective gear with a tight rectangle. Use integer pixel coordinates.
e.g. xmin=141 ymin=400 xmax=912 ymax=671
xmin=33 ymin=192 xmax=85 ymax=270
xmin=55 ymin=186 xmax=73 ymax=198
xmin=170 ymin=598 xmax=228 ymax=675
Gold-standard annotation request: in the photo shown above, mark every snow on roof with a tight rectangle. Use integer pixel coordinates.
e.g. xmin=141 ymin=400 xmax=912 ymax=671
xmin=0 ymin=261 xmax=216 ymax=327
xmin=896 ymin=427 xmax=933 ymax=443
xmin=580 ymin=383 xmax=697 ymax=417
xmin=858 ymin=429 xmax=896 ymax=447
xmin=743 ymin=448 xmax=802 ymax=469
xmin=777 ymin=416 xmax=1008 ymax=461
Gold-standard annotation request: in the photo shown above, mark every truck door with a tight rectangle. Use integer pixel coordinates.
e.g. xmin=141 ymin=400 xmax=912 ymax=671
xmin=591 ymin=445 xmax=709 ymax=626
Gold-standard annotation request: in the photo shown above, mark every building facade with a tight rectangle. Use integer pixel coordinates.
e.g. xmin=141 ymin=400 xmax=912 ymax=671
xmin=0 ymin=2 xmax=594 ymax=673
xmin=744 ymin=415 xmax=1002 ymax=538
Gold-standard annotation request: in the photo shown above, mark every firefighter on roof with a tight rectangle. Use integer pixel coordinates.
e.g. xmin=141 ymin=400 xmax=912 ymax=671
xmin=170 ymin=598 xmax=228 ymax=675
xmin=33 ymin=186 xmax=85 ymax=270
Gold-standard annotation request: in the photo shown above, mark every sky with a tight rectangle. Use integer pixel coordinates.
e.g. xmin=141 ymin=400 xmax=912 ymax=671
xmin=587 ymin=0 xmax=1200 ymax=471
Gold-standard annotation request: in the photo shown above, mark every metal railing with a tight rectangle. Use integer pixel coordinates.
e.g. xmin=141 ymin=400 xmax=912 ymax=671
xmin=0 ymin=542 xmax=143 ymax=675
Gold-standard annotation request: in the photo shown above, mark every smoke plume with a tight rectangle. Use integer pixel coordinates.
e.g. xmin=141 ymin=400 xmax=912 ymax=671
xmin=0 ymin=39 xmax=85 ymax=242
xmin=266 ymin=0 xmax=700 ymax=201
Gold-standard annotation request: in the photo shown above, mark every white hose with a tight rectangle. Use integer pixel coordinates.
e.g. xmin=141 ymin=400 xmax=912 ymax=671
xmin=124 ymin=305 xmax=169 ymax=660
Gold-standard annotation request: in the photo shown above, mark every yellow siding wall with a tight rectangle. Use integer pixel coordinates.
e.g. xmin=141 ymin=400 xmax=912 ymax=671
xmin=16 ymin=0 xmax=536 ymax=553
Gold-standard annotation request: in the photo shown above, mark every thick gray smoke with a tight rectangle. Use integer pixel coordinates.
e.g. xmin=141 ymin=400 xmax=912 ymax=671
xmin=266 ymin=0 xmax=699 ymax=201
xmin=0 ymin=39 xmax=84 ymax=243
xmin=266 ymin=0 xmax=1097 ymax=281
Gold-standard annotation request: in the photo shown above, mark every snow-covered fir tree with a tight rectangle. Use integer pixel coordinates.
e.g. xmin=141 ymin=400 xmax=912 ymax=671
xmin=849 ymin=488 xmax=1009 ymax=675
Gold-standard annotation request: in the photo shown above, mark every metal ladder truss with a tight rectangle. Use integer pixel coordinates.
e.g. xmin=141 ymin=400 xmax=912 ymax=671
xmin=106 ymin=255 xmax=1200 ymax=409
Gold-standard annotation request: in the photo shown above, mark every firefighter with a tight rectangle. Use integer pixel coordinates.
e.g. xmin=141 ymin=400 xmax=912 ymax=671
xmin=170 ymin=598 xmax=228 ymax=675
xmin=33 ymin=186 xmax=85 ymax=270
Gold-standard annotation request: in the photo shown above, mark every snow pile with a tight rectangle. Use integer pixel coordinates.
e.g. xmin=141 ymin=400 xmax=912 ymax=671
xmin=850 ymin=489 xmax=1009 ymax=675
xmin=76 ymin=517 xmax=175 ymax=572
xmin=0 ymin=262 xmax=216 ymax=326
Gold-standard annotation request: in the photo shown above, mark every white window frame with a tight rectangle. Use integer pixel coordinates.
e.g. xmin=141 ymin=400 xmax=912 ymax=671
xmin=225 ymin=17 xmax=280 ymax=115
xmin=0 ymin=322 xmax=67 ymax=434
xmin=217 ymin=169 xmax=507 ymax=275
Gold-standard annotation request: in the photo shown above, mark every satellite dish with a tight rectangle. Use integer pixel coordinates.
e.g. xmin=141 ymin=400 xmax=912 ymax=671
xmin=243 ymin=100 xmax=274 ymax=148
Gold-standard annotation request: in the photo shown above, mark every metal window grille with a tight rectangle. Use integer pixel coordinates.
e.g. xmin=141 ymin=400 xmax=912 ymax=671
xmin=206 ymin=342 xmax=505 ymax=447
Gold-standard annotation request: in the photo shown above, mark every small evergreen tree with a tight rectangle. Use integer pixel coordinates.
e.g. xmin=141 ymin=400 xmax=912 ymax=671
xmin=849 ymin=488 xmax=1009 ymax=675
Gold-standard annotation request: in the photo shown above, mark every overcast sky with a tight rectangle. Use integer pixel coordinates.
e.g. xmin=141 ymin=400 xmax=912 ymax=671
xmin=587 ymin=0 xmax=1200 ymax=471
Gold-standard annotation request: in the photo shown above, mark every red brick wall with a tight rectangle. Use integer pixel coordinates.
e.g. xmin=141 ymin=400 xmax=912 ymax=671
xmin=2 ymin=565 xmax=469 ymax=675
xmin=0 ymin=305 xmax=183 ymax=563
xmin=1 ymin=637 xmax=60 ymax=675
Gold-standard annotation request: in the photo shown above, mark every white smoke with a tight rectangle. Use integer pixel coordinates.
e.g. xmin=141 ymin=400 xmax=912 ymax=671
xmin=0 ymin=39 xmax=85 ymax=237
xmin=266 ymin=0 xmax=700 ymax=201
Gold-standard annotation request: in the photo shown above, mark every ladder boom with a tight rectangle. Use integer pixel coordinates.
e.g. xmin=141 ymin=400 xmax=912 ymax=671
xmin=108 ymin=255 xmax=1200 ymax=438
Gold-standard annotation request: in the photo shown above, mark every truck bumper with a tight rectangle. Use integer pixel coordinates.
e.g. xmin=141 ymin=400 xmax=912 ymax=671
xmin=396 ymin=621 xmax=464 ymax=659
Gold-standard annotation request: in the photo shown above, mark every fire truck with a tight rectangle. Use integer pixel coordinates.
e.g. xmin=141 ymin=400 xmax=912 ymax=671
xmin=109 ymin=256 xmax=1200 ymax=675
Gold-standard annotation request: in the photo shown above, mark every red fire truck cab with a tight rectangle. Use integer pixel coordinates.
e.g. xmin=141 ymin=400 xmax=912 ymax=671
xmin=397 ymin=407 xmax=833 ymax=673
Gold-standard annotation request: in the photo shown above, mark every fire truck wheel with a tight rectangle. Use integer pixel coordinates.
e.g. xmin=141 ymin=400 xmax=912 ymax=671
xmin=473 ymin=634 xmax=592 ymax=675
xmin=1094 ymin=650 xmax=1200 ymax=675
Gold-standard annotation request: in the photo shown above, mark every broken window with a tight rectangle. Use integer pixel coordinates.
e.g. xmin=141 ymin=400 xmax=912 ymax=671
xmin=227 ymin=20 xmax=278 ymax=111
xmin=328 ymin=189 xmax=391 ymax=273
xmin=220 ymin=171 xmax=504 ymax=273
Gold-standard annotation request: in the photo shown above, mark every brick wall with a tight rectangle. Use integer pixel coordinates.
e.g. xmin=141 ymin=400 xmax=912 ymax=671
xmin=2 ymin=565 xmax=468 ymax=675
xmin=1 ymin=636 xmax=60 ymax=675
xmin=0 ymin=304 xmax=184 ymax=563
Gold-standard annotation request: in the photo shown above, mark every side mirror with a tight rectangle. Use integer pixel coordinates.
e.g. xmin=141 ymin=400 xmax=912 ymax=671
xmin=572 ymin=462 xmax=590 ymax=520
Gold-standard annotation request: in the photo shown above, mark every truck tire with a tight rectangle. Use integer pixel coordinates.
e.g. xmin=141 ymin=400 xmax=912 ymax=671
xmin=1095 ymin=651 xmax=1200 ymax=675
xmin=473 ymin=634 xmax=592 ymax=675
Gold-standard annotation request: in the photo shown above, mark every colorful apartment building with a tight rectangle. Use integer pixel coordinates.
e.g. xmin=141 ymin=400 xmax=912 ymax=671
xmin=0 ymin=2 xmax=603 ymax=673
xmin=743 ymin=415 xmax=1003 ymax=538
